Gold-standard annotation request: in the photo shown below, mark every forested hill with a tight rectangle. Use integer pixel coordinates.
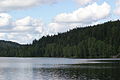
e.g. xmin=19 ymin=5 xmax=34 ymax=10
xmin=0 ymin=40 xmax=21 ymax=56
xmin=0 ymin=20 xmax=120 ymax=58
xmin=0 ymin=40 xmax=20 ymax=47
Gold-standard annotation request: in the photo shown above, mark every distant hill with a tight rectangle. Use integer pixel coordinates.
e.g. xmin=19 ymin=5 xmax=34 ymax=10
xmin=0 ymin=40 xmax=20 ymax=47
xmin=0 ymin=20 xmax=120 ymax=58
xmin=0 ymin=40 xmax=21 ymax=56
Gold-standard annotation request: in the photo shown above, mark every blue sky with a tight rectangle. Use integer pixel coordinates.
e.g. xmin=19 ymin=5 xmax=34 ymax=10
xmin=9 ymin=0 xmax=116 ymax=22
xmin=9 ymin=0 xmax=77 ymax=23
xmin=0 ymin=0 xmax=119 ymax=44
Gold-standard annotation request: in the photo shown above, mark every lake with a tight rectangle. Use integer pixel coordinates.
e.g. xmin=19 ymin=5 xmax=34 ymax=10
xmin=0 ymin=57 xmax=119 ymax=80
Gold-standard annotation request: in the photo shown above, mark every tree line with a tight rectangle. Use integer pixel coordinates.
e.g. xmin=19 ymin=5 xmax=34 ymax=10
xmin=0 ymin=20 xmax=120 ymax=58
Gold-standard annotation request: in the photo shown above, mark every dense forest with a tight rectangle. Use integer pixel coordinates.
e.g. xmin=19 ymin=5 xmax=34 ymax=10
xmin=0 ymin=20 xmax=120 ymax=58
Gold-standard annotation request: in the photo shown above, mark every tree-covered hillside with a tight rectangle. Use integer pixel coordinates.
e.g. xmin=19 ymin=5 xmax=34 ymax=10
xmin=0 ymin=40 xmax=21 ymax=56
xmin=0 ymin=20 xmax=120 ymax=58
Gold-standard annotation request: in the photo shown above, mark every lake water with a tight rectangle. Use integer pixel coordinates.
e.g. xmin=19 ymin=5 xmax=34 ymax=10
xmin=0 ymin=57 xmax=119 ymax=80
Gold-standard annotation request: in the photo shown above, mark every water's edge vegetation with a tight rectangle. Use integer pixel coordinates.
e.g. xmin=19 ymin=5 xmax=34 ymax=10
xmin=0 ymin=20 xmax=120 ymax=58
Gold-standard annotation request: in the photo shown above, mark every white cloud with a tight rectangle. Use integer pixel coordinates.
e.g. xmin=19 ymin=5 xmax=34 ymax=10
xmin=0 ymin=33 xmax=6 ymax=39
xmin=7 ymin=33 xmax=39 ymax=44
xmin=13 ymin=16 xmax=44 ymax=33
xmin=0 ymin=33 xmax=40 ymax=44
xmin=116 ymin=0 xmax=120 ymax=6
xmin=47 ymin=2 xmax=111 ymax=35
xmin=15 ymin=16 xmax=32 ymax=26
xmin=114 ymin=0 xmax=120 ymax=15
xmin=0 ymin=2 xmax=111 ymax=44
xmin=13 ymin=26 xmax=32 ymax=31
xmin=54 ymin=2 xmax=111 ymax=24
xmin=48 ymin=22 xmax=82 ymax=34
xmin=48 ymin=23 xmax=64 ymax=33
xmin=0 ymin=13 xmax=45 ymax=44
xmin=75 ymin=0 xmax=97 ymax=5
xmin=115 ymin=7 xmax=120 ymax=15
xmin=0 ymin=0 xmax=99 ymax=12
xmin=0 ymin=0 xmax=63 ymax=12
xmin=0 ymin=13 xmax=11 ymax=27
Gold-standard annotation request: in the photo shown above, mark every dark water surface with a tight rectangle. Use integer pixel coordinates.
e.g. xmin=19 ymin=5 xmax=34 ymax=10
xmin=0 ymin=57 xmax=119 ymax=80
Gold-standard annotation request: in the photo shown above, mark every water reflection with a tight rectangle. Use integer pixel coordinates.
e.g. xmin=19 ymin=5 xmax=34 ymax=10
xmin=0 ymin=58 xmax=119 ymax=80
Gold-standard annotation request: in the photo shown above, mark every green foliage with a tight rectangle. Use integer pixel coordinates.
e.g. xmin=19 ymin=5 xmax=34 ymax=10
xmin=0 ymin=20 xmax=120 ymax=58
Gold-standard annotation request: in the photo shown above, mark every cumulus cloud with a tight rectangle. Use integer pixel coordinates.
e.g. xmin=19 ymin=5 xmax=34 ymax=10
xmin=0 ymin=1 xmax=111 ymax=44
xmin=0 ymin=0 xmax=62 ymax=12
xmin=75 ymin=0 xmax=97 ymax=5
xmin=0 ymin=33 xmax=6 ymax=39
xmin=0 ymin=13 xmax=45 ymax=44
xmin=54 ymin=2 xmax=111 ymax=24
xmin=0 ymin=32 xmax=41 ymax=44
xmin=47 ymin=2 xmax=111 ymax=34
xmin=48 ymin=23 xmax=65 ymax=33
xmin=0 ymin=13 xmax=12 ymax=27
xmin=114 ymin=0 xmax=120 ymax=15
xmin=0 ymin=0 xmax=99 ymax=12
xmin=13 ymin=16 xmax=44 ymax=33
xmin=48 ymin=22 xmax=83 ymax=34
xmin=0 ymin=33 xmax=41 ymax=44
